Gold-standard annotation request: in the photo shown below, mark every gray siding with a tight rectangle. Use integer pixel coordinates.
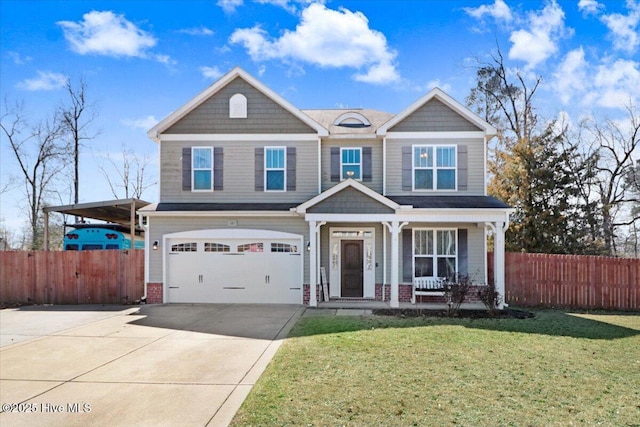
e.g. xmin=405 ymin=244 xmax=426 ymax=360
xmin=308 ymin=187 xmax=394 ymax=214
xmin=165 ymin=77 xmax=316 ymax=134
xmin=390 ymin=99 xmax=482 ymax=132
xmin=386 ymin=138 xmax=485 ymax=196
xmin=160 ymin=139 xmax=318 ymax=203
xmin=321 ymin=139 xmax=382 ymax=192
xmin=147 ymin=216 xmax=308 ymax=283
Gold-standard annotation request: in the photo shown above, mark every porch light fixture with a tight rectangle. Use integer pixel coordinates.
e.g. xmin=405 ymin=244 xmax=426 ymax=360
xmin=306 ymin=241 xmax=311 ymax=251
xmin=153 ymin=240 xmax=159 ymax=251
xmin=346 ymin=170 xmax=355 ymax=177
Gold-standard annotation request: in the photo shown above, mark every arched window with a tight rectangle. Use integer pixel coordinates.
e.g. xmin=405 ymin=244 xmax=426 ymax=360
xmin=333 ymin=112 xmax=371 ymax=128
xmin=229 ymin=93 xmax=247 ymax=118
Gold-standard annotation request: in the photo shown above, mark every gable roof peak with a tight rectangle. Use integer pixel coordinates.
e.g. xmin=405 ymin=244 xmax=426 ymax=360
xmin=147 ymin=67 xmax=327 ymax=141
xmin=377 ymin=87 xmax=497 ymax=137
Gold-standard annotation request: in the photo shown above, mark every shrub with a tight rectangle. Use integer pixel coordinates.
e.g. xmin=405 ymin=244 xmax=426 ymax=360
xmin=478 ymin=281 xmax=503 ymax=315
xmin=441 ymin=274 xmax=472 ymax=316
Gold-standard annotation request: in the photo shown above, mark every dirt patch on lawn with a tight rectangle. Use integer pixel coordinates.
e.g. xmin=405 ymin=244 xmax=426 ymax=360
xmin=372 ymin=308 xmax=535 ymax=319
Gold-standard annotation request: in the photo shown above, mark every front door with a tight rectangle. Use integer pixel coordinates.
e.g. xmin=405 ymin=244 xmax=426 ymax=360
xmin=341 ymin=240 xmax=363 ymax=297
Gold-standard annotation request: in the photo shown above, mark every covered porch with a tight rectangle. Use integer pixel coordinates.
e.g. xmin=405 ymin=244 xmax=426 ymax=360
xmin=296 ymin=180 xmax=512 ymax=309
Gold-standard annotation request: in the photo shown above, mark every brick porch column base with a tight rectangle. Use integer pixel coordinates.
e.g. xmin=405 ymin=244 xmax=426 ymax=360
xmin=146 ymin=283 xmax=163 ymax=304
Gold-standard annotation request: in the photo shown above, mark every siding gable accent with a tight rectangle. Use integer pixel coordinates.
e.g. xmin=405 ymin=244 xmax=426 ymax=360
xmin=149 ymin=67 xmax=328 ymax=140
xmin=457 ymin=145 xmax=468 ymax=191
xmin=286 ymin=147 xmax=296 ymax=191
xmin=362 ymin=146 xmax=372 ymax=182
xmin=401 ymin=146 xmax=412 ymax=191
xmin=402 ymin=228 xmax=412 ymax=282
xmin=458 ymin=229 xmax=468 ymax=276
xmin=182 ymin=147 xmax=191 ymax=191
xmin=255 ymin=147 xmax=264 ymax=191
xmin=389 ymin=99 xmax=482 ymax=132
xmin=213 ymin=147 xmax=224 ymax=191
xmin=330 ymin=147 xmax=340 ymax=182
xmin=307 ymin=187 xmax=395 ymax=214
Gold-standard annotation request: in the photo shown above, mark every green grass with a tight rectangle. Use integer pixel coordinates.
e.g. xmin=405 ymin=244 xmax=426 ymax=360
xmin=231 ymin=310 xmax=640 ymax=427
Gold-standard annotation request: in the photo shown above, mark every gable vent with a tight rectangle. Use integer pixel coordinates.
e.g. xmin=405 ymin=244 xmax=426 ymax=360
xmin=229 ymin=93 xmax=247 ymax=118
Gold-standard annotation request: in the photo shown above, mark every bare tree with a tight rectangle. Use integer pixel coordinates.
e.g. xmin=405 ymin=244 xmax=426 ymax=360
xmin=59 ymin=77 xmax=98 ymax=205
xmin=582 ymin=105 xmax=640 ymax=255
xmin=99 ymin=147 xmax=156 ymax=199
xmin=1 ymin=102 xmax=69 ymax=249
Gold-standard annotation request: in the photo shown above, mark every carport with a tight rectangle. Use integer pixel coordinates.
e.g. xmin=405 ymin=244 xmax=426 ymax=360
xmin=42 ymin=198 xmax=150 ymax=250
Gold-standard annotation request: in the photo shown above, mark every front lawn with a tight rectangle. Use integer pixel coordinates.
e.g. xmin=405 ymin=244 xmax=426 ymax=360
xmin=231 ymin=310 xmax=640 ymax=426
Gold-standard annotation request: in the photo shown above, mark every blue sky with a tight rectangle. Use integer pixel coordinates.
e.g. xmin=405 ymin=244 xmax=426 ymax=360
xmin=1 ymin=0 xmax=639 ymax=240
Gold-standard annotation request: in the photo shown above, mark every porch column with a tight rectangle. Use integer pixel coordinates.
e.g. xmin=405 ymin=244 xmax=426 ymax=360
xmin=494 ymin=221 xmax=506 ymax=310
xmin=308 ymin=220 xmax=318 ymax=307
xmin=386 ymin=221 xmax=407 ymax=309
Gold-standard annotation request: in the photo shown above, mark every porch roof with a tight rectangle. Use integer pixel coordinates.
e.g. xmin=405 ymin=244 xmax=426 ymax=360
xmin=387 ymin=195 xmax=510 ymax=209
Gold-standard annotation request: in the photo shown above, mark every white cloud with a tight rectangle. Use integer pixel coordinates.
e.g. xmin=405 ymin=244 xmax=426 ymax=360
xmin=57 ymin=11 xmax=156 ymax=57
xmin=229 ymin=3 xmax=399 ymax=84
xmin=16 ymin=71 xmax=67 ymax=91
xmin=593 ymin=58 xmax=640 ymax=109
xmin=578 ymin=0 xmax=604 ymax=16
xmin=122 ymin=115 xmax=158 ymax=130
xmin=217 ymin=0 xmax=243 ymax=13
xmin=177 ymin=26 xmax=214 ymax=36
xmin=508 ymin=0 xmax=568 ymax=69
xmin=200 ymin=65 xmax=224 ymax=79
xmin=463 ymin=0 xmax=513 ymax=23
xmin=553 ymin=47 xmax=588 ymax=104
xmin=254 ymin=0 xmax=321 ymax=13
xmin=7 ymin=51 xmax=32 ymax=65
xmin=600 ymin=0 xmax=640 ymax=53
xmin=154 ymin=54 xmax=176 ymax=66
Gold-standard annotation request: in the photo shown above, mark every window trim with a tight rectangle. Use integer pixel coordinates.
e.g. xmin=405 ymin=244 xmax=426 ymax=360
xmin=191 ymin=147 xmax=214 ymax=192
xmin=340 ymin=147 xmax=363 ymax=181
xmin=412 ymin=228 xmax=458 ymax=280
xmin=412 ymin=144 xmax=457 ymax=191
xmin=264 ymin=146 xmax=287 ymax=192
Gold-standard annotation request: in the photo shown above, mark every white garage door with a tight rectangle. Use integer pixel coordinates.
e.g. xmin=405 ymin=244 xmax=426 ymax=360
xmin=165 ymin=229 xmax=303 ymax=304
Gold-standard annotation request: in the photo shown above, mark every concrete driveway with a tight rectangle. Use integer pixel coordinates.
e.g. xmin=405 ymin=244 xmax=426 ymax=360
xmin=0 ymin=303 xmax=304 ymax=426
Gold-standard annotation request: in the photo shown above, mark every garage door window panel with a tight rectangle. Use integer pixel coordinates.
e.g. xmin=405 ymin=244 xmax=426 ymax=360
xmin=271 ymin=243 xmax=298 ymax=253
xmin=238 ymin=243 xmax=264 ymax=253
xmin=171 ymin=242 xmax=197 ymax=252
xmin=204 ymin=242 xmax=230 ymax=252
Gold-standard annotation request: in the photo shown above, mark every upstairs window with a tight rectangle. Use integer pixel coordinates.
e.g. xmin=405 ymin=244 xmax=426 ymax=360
xmin=265 ymin=147 xmax=286 ymax=191
xmin=341 ymin=147 xmax=362 ymax=180
xmin=192 ymin=147 xmax=213 ymax=191
xmin=413 ymin=145 xmax=456 ymax=190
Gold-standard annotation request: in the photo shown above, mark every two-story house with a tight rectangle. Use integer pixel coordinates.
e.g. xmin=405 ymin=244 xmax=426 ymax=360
xmin=140 ymin=67 xmax=512 ymax=308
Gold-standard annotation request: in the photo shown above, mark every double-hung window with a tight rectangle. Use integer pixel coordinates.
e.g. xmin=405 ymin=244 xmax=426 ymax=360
xmin=192 ymin=147 xmax=213 ymax=191
xmin=413 ymin=229 xmax=457 ymax=279
xmin=341 ymin=147 xmax=362 ymax=180
xmin=413 ymin=145 xmax=456 ymax=190
xmin=265 ymin=147 xmax=286 ymax=191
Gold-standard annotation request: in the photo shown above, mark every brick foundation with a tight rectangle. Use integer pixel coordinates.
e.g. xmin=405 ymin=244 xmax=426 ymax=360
xmin=146 ymin=283 xmax=163 ymax=304
xmin=306 ymin=284 xmax=485 ymax=305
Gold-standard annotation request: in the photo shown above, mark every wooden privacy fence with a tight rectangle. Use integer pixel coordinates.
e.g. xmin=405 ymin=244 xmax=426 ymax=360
xmin=0 ymin=250 xmax=144 ymax=305
xmin=489 ymin=252 xmax=640 ymax=310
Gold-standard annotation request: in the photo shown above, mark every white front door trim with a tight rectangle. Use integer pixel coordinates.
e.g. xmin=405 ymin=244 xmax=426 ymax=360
xmin=329 ymin=227 xmax=375 ymax=299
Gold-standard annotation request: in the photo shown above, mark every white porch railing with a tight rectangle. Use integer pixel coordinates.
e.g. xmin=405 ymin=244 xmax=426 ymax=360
xmin=412 ymin=277 xmax=445 ymax=304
